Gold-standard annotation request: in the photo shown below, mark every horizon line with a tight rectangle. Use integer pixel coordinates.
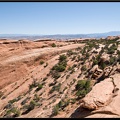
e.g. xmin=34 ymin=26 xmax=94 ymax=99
xmin=0 ymin=31 xmax=120 ymax=36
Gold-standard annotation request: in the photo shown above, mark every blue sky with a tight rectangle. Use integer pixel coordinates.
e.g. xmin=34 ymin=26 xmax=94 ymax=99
xmin=0 ymin=2 xmax=120 ymax=35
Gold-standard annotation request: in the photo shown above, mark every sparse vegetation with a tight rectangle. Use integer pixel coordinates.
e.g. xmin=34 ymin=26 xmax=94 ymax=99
xmin=51 ymin=43 xmax=56 ymax=47
xmin=0 ymin=91 xmax=4 ymax=98
xmin=75 ymin=80 xmax=91 ymax=98
xmin=49 ymin=83 xmax=61 ymax=94
xmin=51 ymin=99 xmax=70 ymax=116
xmin=35 ymin=84 xmax=43 ymax=91
xmin=2 ymin=37 xmax=120 ymax=118
xmin=29 ymin=80 xmax=39 ymax=91
xmin=5 ymin=107 xmax=21 ymax=118
xmin=40 ymin=60 xmax=44 ymax=65
xmin=44 ymin=62 xmax=48 ymax=67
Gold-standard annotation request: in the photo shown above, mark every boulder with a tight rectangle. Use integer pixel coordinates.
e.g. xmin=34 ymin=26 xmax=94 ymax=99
xmin=100 ymin=53 xmax=110 ymax=63
xmin=81 ymin=78 xmax=114 ymax=110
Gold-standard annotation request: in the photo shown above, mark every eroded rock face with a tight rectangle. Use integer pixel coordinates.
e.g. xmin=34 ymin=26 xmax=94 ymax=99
xmin=89 ymin=65 xmax=103 ymax=79
xmin=81 ymin=74 xmax=120 ymax=118
xmin=103 ymin=66 xmax=113 ymax=77
xmin=100 ymin=53 xmax=110 ymax=63
xmin=81 ymin=78 xmax=114 ymax=110
xmin=116 ymin=64 xmax=120 ymax=73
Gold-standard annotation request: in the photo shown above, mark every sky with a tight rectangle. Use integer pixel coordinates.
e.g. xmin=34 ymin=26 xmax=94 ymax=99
xmin=0 ymin=2 xmax=120 ymax=35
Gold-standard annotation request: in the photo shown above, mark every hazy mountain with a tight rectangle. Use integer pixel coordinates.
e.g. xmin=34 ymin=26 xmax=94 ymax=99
xmin=0 ymin=31 xmax=120 ymax=40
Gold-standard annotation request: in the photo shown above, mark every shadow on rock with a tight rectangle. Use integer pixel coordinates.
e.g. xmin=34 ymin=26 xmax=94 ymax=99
xmin=70 ymin=105 xmax=92 ymax=118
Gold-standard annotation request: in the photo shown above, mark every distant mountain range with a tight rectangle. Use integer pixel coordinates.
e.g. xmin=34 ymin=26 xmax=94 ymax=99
xmin=0 ymin=31 xmax=120 ymax=40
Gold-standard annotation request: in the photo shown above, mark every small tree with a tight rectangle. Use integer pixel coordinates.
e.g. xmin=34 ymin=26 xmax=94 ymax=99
xmin=51 ymin=43 xmax=56 ymax=47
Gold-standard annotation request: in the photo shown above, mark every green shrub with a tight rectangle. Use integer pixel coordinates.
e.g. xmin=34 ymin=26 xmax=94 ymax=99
xmin=59 ymin=54 xmax=67 ymax=62
xmin=52 ymin=104 xmax=59 ymax=116
xmin=72 ymin=55 xmax=76 ymax=61
xmin=70 ymin=98 xmax=76 ymax=104
xmin=75 ymin=80 xmax=91 ymax=98
xmin=70 ymin=68 xmax=75 ymax=74
xmin=28 ymin=100 xmax=36 ymax=111
xmin=35 ymin=84 xmax=43 ymax=91
xmin=40 ymin=60 xmax=44 ymax=65
xmin=5 ymin=107 xmax=21 ymax=117
xmin=81 ymin=65 xmax=87 ymax=71
xmin=93 ymin=59 xmax=98 ymax=66
xmin=66 ymin=74 xmax=70 ymax=79
xmin=44 ymin=62 xmax=48 ymax=67
xmin=33 ymin=94 xmax=40 ymax=102
xmin=52 ymin=64 xmax=66 ymax=72
xmin=117 ymin=50 xmax=120 ymax=55
xmin=109 ymin=56 xmax=116 ymax=65
xmin=100 ymin=62 xmax=106 ymax=70
xmin=52 ymin=72 xmax=61 ymax=79
xmin=0 ymin=91 xmax=3 ymax=98
xmin=29 ymin=80 xmax=38 ymax=90
xmin=49 ymin=83 xmax=61 ymax=94
xmin=51 ymin=43 xmax=56 ymax=47
xmin=107 ymin=49 xmax=115 ymax=54
xmin=9 ymin=98 xmax=17 ymax=104
xmin=67 ymin=50 xmax=74 ymax=56
xmin=42 ymin=77 xmax=47 ymax=81
xmin=75 ymin=80 xmax=86 ymax=90
xmin=76 ymin=89 xmax=87 ymax=97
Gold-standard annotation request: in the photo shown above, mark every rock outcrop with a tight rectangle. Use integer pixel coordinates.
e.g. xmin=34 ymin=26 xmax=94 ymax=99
xmin=81 ymin=74 xmax=120 ymax=117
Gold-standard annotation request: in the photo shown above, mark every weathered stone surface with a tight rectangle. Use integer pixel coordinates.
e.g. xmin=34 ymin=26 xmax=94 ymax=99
xmin=81 ymin=78 xmax=114 ymax=110
xmin=81 ymin=74 xmax=120 ymax=118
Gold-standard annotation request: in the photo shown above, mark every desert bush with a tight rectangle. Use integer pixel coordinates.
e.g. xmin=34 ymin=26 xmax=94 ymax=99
xmin=81 ymin=65 xmax=87 ymax=71
xmin=44 ymin=62 xmax=48 ymax=67
xmin=75 ymin=80 xmax=91 ymax=98
xmin=71 ymin=55 xmax=76 ymax=61
xmin=76 ymin=55 xmax=81 ymax=62
xmin=21 ymin=97 xmax=30 ymax=105
xmin=49 ymin=83 xmax=61 ymax=94
xmin=33 ymin=94 xmax=40 ymax=102
xmin=76 ymin=89 xmax=87 ymax=97
xmin=4 ymin=103 xmax=13 ymax=109
xmin=5 ymin=107 xmax=21 ymax=117
xmin=67 ymin=66 xmax=72 ymax=71
xmin=109 ymin=56 xmax=117 ymax=65
xmin=8 ymin=98 xmax=17 ymax=104
xmin=0 ymin=91 xmax=4 ymax=98
xmin=100 ymin=62 xmax=106 ymax=70
xmin=107 ymin=49 xmax=115 ymax=54
xmin=63 ymin=87 xmax=67 ymax=92
xmin=52 ymin=99 xmax=70 ymax=116
xmin=59 ymin=54 xmax=67 ymax=62
xmin=92 ymin=59 xmax=98 ymax=66
xmin=76 ymin=47 xmax=81 ymax=51
xmin=52 ymin=104 xmax=59 ymax=116
xmin=29 ymin=80 xmax=38 ymax=90
xmin=117 ymin=50 xmax=120 ymax=55
xmin=66 ymin=74 xmax=70 ymax=79
xmin=40 ymin=60 xmax=44 ymax=65
xmin=35 ymin=84 xmax=43 ymax=91
xmin=52 ymin=54 xmax=67 ymax=72
xmin=43 ymin=77 xmax=47 ymax=81
xmin=67 ymin=50 xmax=74 ymax=56
xmin=70 ymin=68 xmax=75 ymax=74
xmin=75 ymin=80 xmax=86 ymax=90
xmin=27 ymin=100 xmax=37 ymax=111
xmin=52 ymin=72 xmax=61 ymax=79
xmin=49 ymin=82 xmax=57 ymax=87
xmin=52 ymin=64 xmax=66 ymax=72
xmin=107 ymin=43 xmax=117 ymax=54
xmin=51 ymin=43 xmax=56 ymax=47
xmin=117 ymin=55 xmax=120 ymax=63
xmin=70 ymin=98 xmax=76 ymax=104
